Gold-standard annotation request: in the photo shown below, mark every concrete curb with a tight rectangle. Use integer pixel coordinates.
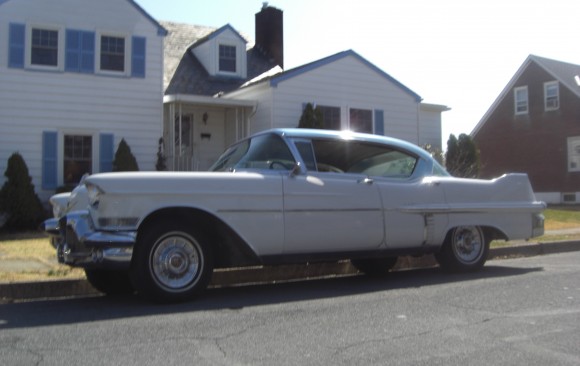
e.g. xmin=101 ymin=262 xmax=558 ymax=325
xmin=1 ymin=240 xmax=579 ymax=302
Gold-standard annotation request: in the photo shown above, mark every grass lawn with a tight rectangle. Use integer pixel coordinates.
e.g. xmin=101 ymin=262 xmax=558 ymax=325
xmin=0 ymin=206 xmax=579 ymax=283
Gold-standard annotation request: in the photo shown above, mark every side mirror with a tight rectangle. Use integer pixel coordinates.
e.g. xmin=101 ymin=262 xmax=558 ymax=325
xmin=290 ymin=162 xmax=303 ymax=177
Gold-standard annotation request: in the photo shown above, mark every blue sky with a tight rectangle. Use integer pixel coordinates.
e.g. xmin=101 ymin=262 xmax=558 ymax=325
xmin=137 ymin=0 xmax=579 ymax=145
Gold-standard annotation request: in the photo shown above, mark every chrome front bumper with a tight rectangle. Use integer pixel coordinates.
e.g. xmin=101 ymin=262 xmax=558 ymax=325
xmin=42 ymin=211 xmax=136 ymax=269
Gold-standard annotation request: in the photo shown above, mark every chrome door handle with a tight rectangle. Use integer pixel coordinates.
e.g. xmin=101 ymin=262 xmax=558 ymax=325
xmin=358 ymin=177 xmax=373 ymax=185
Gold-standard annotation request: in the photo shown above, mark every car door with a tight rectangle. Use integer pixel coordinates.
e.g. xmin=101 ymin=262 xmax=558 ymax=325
xmin=282 ymin=171 xmax=384 ymax=253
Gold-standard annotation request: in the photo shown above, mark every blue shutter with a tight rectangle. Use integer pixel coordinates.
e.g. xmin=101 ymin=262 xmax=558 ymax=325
xmin=99 ymin=134 xmax=114 ymax=172
xmin=374 ymin=110 xmax=385 ymax=136
xmin=8 ymin=23 xmax=25 ymax=69
xmin=80 ymin=31 xmax=95 ymax=73
xmin=42 ymin=131 xmax=58 ymax=190
xmin=66 ymin=30 xmax=95 ymax=73
xmin=65 ymin=30 xmax=80 ymax=72
xmin=131 ymin=36 xmax=146 ymax=78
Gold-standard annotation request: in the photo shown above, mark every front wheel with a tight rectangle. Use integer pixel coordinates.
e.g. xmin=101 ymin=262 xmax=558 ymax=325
xmin=435 ymin=226 xmax=489 ymax=272
xmin=130 ymin=222 xmax=214 ymax=302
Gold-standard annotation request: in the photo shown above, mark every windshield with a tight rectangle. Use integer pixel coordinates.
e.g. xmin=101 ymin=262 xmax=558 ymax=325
xmin=210 ymin=133 xmax=295 ymax=172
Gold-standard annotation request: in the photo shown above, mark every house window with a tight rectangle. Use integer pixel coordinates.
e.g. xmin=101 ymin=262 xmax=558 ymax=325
xmin=219 ymin=45 xmax=236 ymax=72
xmin=31 ymin=28 xmax=59 ymax=66
xmin=544 ymin=81 xmax=559 ymax=111
xmin=568 ymin=136 xmax=580 ymax=172
xmin=514 ymin=86 xmax=528 ymax=115
xmin=100 ymin=35 xmax=125 ymax=72
xmin=349 ymin=108 xmax=373 ymax=133
xmin=64 ymin=135 xmax=93 ymax=185
xmin=318 ymin=105 xmax=341 ymax=130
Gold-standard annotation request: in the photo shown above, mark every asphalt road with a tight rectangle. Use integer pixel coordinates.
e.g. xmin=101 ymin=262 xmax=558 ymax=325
xmin=1 ymin=251 xmax=579 ymax=366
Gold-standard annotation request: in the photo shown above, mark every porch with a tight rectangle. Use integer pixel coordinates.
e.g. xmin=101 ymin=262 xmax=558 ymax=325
xmin=163 ymin=94 xmax=256 ymax=171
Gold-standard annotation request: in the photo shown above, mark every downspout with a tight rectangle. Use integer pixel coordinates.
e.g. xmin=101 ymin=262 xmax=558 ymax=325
xmin=169 ymin=103 xmax=175 ymax=171
xmin=416 ymin=103 xmax=421 ymax=146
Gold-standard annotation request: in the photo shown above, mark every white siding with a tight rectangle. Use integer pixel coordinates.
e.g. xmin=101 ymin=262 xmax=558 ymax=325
xmin=419 ymin=108 xmax=444 ymax=149
xmin=226 ymin=82 xmax=274 ymax=134
xmin=230 ymin=54 xmax=422 ymax=143
xmin=0 ymin=0 xmax=165 ymax=201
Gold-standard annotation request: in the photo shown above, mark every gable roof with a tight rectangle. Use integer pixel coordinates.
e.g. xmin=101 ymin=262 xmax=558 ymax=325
xmin=240 ymin=50 xmax=422 ymax=103
xmin=532 ymin=55 xmax=580 ymax=99
xmin=161 ymin=21 xmax=277 ymax=96
xmin=189 ymin=24 xmax=247 ymax=48
xmin=0 ymin=0 xmax=167 ymax=35
xmin=127 ymin=0 xmax=168 ymax=36
xmin=472 ymin=55 xmax=580 ymax=137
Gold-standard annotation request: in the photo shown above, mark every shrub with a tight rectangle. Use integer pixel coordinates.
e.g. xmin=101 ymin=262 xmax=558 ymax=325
xmin=446 ymin=133 xmax=480 ymax=178
xmin=298 ymin=103 xmax=324 ymax=129
xmin=113 ymin=138 xmax=139 ymax=172
xmin=0 ymin=152 xmax=46 ymax=231
xmin=155 ymin=137 xmax=167 ymax=171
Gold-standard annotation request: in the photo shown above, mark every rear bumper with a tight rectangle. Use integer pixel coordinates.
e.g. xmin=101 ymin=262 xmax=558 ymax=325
xmin=532 ymin=213 xmax=545 ymax=238
xmin=42 ymin=211 xmax=136 ymax=269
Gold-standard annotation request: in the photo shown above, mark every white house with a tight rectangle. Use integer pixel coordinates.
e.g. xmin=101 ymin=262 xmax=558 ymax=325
xmin=162 ymin=5 xmax=448 ymax=171
xmin=0 ymin=0 xmax=166 ymax=201
xmin=0 ymin=1 xmax=448 ymax=202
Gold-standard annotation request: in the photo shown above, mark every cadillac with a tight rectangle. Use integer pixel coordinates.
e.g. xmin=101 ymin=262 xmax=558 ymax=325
xmin=43 ymin=129 xmax=545 ymax=302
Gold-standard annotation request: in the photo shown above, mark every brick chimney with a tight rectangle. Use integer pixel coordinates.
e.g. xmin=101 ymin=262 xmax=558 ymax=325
xmin=255 ymin=3 xmax=284 ymax=69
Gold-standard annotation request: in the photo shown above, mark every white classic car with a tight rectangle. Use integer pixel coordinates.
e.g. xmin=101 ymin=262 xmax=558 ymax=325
xmin=43 ymin=129 xmax=545 ymax=302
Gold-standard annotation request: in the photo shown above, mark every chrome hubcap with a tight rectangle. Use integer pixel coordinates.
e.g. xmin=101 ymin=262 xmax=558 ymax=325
xmin=151 ymin=234 xmax=202 ymax=290
xmin=452 ymin=226 xmax=484 ymax=264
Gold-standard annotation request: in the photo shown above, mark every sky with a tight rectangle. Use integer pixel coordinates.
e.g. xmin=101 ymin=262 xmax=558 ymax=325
xmin=136 ymin=0 xmax=580 ymax=146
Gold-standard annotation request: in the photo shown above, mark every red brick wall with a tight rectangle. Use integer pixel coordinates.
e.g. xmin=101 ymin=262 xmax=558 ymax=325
xmin=474 ymin=62 xmax=580 ymax=193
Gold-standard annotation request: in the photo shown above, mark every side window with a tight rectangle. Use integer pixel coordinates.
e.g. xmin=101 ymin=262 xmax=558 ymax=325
xmin=514 ymin=86 xmax=528 ymax=115
xmin=310 ymin=139 xmax=418 ymax=178
xmin=293 ymin=140 xmax=317 ymax=171
xmin=544 ymin=81 xmax=559 ymax=111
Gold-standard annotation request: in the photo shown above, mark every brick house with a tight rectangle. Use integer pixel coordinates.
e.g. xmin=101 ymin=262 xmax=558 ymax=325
xmin=472 ymin=55 xmax=580 ymax=204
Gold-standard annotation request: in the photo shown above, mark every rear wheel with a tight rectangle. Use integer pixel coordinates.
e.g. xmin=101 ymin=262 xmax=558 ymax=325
xmin=351 ymin=257 xmax=398 ymax=276
xmin=84 ymin=269 xmax=134 ymax=295
xmin=435 ymin=226 xmax=489 ymax=272
xmin=130 ymin=222 xmax=213 ymax=302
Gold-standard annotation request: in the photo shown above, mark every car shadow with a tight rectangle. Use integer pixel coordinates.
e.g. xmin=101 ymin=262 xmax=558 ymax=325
xmin=0 ymin=265 xmax=542 ymax=329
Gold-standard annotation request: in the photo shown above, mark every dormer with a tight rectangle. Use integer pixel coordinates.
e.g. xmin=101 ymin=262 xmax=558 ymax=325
xmin=190 ymin=24 xmax=247 ymax=79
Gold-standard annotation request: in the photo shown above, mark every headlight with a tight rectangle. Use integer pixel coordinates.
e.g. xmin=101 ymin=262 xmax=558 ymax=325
xmin=86 ymin=183 xmax=103 ymax=207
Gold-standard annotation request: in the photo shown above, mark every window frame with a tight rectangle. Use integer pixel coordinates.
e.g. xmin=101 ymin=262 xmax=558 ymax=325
xmin=514 ymin=86 xmax=529 ymax=115
xmin=218 ymin=44 xmax=237 ymax=74
xmin=567 ymin=136 xmax=580 ymax=173
xmin=58 ymin=129 xmax=98 ymax=187
xmin=26 ymin=24 xmax=65 ymax=70
xmin=349 ymin=107 xmax=374 ymax=133
xmin=544 ymin=81 xmax=559 ymax=111
xmin=317 ymin=105 xmax=341 ymax=130
xmin=96 ymin=31 xmax=129 ymax=75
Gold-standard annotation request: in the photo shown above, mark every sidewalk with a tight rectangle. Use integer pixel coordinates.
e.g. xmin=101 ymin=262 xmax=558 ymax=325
xmin=1 ymin=235 xmax=579 ymax=302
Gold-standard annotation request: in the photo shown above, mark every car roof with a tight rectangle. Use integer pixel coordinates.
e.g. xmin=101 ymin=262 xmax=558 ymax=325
xmin=257 ymin=128 xmax=434 ymax=161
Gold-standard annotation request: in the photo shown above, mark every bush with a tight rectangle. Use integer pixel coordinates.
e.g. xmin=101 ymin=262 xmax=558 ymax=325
xmin=0 ymin=153 xmax=46 ymax=231
xmin=155 ymin=137 xmax=167 ymax=171
xmin=445 ymin=134 xmax=480 ymax=178
xmin=113 ymin=138 xmax=139 ymax=172
xmin=298 ymin=103 xmax=324 ymax=129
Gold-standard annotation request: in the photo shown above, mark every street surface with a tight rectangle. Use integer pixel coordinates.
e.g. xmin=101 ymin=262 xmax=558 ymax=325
xmin=1 ymin=252 xmax=579 ymax=365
